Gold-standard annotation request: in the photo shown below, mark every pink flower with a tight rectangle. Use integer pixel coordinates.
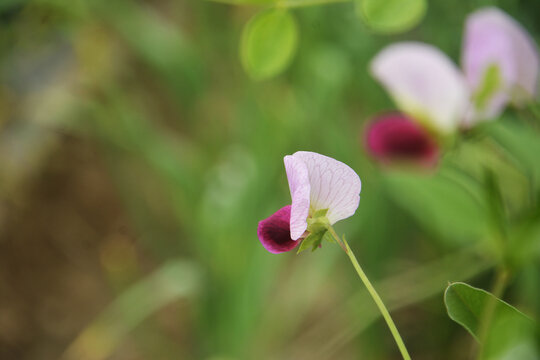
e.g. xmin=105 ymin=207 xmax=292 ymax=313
xmin=257 ymin=205 xmax=299 ymax=254
xmin=365 ymin=113 xmax=439 ymax=167
xmin=257 ymin=151 xmax=362 ymax=253
xmin=462 ymin=7 xmax=539 ymax=123
xmin=370 ymin=42 xmax=469 ymax=134
xmin=370 ymin=8 xmax=539 ymax=130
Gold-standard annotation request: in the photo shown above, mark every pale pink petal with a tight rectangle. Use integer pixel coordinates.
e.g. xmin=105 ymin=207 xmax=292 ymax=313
xmin=463 ymin=7 xmax=539 ymax=122
xmin=286 ymin=151 xmax=361 ymax=226
xmin=284 ymin=155 xmax=311 ymax=240
xmin=371 ymin=42 xmax=469 ymax=134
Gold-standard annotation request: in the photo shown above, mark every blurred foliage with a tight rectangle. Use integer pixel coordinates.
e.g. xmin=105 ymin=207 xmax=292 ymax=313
xmin=357 ymin=0 xmax=427 ymax=34
xmin=0 ymin=0 xmax=539 ymax=359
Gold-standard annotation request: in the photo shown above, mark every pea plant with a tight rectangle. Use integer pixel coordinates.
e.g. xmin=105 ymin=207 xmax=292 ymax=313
xmin=250 ymin=4 xmax=540 ymax=359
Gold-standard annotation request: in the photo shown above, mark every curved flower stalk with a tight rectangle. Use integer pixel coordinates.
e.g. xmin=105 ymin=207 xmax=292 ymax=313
xmin=257 ymin=151 xmax=411 ymax=360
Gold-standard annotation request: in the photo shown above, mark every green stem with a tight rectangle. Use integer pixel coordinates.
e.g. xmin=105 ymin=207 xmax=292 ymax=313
xmin=330 ymin=227 xmax=412 ymax=360
xmin=327 ymin=225 xmax=347 ymax=252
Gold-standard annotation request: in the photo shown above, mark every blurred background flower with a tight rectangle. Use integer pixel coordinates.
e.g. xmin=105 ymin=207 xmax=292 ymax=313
xmin=463 ymin=7 xmax=539 ymax=123
xmin=365 ymin=113 xmax=439 ymax=167
xmin=370 ymin=42 xmax=469 ymax=134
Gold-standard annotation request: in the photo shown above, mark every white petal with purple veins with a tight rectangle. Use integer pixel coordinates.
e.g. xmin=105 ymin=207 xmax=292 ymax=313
xmin=284 ymin=154 xmax=311 ymax=240
xmin=285 ymin=152 xmax=361 ymax=238
xmin=371 ymin=42 xmax=469 ymax=133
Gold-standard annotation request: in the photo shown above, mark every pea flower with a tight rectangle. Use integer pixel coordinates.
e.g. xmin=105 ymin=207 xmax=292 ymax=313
xmin=370 ymin=42 xmax=469 ymax=134
xmin=257 ymin=151 xmax=361 ymax=254
xmin=366 ymin=43 xmax=464 ymax=167
xmin=365 ymin=7 xmax=538 ymax=168
xmin=370 ymin=7 xmax=539 ymax=134
xmin=463 ymin=7 xmax=539 ymax=123
xmin=365 ymin=113 xmax=439 ymax=167
xmin=256 ymin=153 xmax=411 ymax=360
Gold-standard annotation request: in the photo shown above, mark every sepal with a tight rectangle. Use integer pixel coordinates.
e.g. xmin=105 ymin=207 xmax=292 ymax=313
xmin=297 ymin=209 xmax=335 ymax=253
xmin=297 ymin=230 xmax=327 ymax=254
xmin=312 ymin=208 xmax=329 ymax=218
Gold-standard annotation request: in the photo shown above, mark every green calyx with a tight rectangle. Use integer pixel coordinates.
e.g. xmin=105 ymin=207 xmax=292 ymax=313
xmin=473 ymin=63 xmax=502 ymax=112
xmin=297 ymin=208 xmax=333 ymax=254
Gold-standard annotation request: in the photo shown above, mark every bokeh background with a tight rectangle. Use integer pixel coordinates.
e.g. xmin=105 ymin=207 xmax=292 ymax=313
xmin=1 ymin=0 xmax=540 ymax=359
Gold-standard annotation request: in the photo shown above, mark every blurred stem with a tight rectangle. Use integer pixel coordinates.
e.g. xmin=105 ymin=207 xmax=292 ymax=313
xmin=475 ymin=267 xmax=510 ymax=360
xmin=328 ymin=226 xmax=412 ymax=360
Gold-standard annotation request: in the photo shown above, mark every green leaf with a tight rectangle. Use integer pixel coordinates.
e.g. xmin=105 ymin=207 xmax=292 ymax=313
xmin=240 ymin=9 xmax=298 ymax=80
xmin=444 ymin=282 xmax=532 ymax=340
xmin=445 ymin=282 xmax=538 ymax=359
xmin=384 ymin=171 xmax=488 ymax=244
xmin=357 ymin=0 xmax=427 ymax=34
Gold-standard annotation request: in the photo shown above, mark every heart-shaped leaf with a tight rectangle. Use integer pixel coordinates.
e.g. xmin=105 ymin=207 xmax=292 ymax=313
xmin=444 ymin=282 xmax=538 ymax=359
xmin=445 ymin=282 xmax=528 ymax=340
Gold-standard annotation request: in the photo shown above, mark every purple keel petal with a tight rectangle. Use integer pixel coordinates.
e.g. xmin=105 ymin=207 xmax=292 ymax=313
xmin=463 ymin=7 xmax=539 ymax=122
xmin=371 ymin=42 xmax=469 ymax=134
xmin=286 ymin=151 xmax=361 ymax=226
xmin=284 ymin=155 xmax=311 ymax=240
xmin=365 ymin=113 xmax=439 ymax=167
xmin=257 ymin=205 xmax=299 ymax=254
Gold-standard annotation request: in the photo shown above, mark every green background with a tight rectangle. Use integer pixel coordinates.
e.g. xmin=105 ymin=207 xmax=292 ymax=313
xmin=0 ymin=0 xmax=539 ymax=359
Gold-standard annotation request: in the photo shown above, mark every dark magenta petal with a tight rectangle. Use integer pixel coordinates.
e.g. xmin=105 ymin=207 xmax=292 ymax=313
xmin=257 ymin=205 xmax=299 ymax=254
xmin=365 ymin=113 xmax=439 ymax=167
